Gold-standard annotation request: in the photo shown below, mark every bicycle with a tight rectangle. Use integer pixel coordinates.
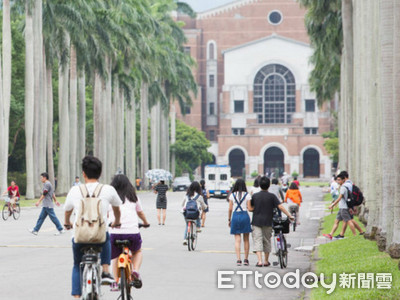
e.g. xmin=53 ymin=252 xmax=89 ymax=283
xmin=114 ymin=223 xmax=150 ymax=300
xmin=80 ymin=246 xmax=102 ymax=300
xmin=185 ymin=218 xmax=198 ymax=251
xmin=2 ymin=196 xmax=20 ymax=221
xmin=272 ymin=216 xmax=291 ymax=269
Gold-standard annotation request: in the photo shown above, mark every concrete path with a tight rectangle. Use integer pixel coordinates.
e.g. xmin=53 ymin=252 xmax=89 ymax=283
xmin=0 ymin=186 xmax=326 ymax=300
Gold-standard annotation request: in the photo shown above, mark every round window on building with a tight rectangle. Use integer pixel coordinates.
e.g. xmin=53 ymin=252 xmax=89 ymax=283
xmin=268 ymin=10 xmax=283 ymax=25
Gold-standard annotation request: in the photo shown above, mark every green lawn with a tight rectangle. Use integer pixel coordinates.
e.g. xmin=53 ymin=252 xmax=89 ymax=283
xmin=312 ymin=195 xmax=400 ymax=299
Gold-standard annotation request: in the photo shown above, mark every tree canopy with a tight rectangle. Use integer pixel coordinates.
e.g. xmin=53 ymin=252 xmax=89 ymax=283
xmin=171 ymin=119 xmax=212 ymax=178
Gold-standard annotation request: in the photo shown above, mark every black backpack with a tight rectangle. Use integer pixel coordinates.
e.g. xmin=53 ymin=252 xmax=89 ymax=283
xmin=345 ymin=184 xmax=364 ymax=208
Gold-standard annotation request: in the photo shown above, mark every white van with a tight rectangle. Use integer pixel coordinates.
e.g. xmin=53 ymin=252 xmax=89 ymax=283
xmin=205 ymin=165 xmax=231 ymax=198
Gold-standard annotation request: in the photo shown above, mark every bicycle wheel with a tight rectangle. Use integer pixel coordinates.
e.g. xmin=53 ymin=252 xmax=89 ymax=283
xmin=281 ymin=235 xmax=288 ymax=268
xmin=120 ymin=267 xmax=129 ymax=300
xmin=278 ymin=249 xmax=284 ymax=269
xmin=191 ymin=223 xmax=197 ymax=251
xmin=187 ymin=221 xmax=192 ymax=251
xmin=292 ymin=212 xmax=296 ymax=232
xmin=2 ymin=204 xmax=9 ymax=221
xmin=13 ymin=204 xmax=20 ymax=220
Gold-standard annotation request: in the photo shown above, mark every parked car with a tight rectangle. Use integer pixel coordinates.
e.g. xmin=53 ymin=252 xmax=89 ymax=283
xmin=172 ymin=177 xmax=191 ymax=192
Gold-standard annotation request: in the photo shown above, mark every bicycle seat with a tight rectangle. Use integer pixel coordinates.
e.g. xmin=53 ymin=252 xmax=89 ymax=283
xmin=115 ymin=239 xmax=131 ymax=248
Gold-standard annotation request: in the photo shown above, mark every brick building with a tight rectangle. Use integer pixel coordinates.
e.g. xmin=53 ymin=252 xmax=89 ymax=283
xmin=176 ymin=0 xmax=334 ymax=179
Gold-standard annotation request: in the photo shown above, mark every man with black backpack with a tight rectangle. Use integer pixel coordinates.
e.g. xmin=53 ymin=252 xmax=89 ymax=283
xmin=324 ymin=171 xmax=364 ymax=239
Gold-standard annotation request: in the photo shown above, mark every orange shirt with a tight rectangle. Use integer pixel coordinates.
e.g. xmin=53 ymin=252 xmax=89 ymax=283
xmin=284 ymin=189 xmax=302 ymax=206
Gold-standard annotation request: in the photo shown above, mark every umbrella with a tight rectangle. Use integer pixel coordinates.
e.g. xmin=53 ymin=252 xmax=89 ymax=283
xmin=145 ymin=169 xmax=173 ymax=182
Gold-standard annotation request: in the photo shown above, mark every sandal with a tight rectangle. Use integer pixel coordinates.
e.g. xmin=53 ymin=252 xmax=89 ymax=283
xmin=264 ymin=262 xmax=271 ymax=267
xmin=236 ymin=260 xmax=242 ymax=266
xmin=243 ymin=259 xmax=249 ymax=266
xmin=255 ymin=262 xmax=263 ymax=267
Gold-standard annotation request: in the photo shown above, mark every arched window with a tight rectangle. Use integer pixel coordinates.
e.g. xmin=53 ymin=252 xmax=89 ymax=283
xmin=253 ymin=64 xmax=296 ymax=124
xmin=229 ymin=149 xmax=245 ymax=177
xmin=207 ymin=41 xmax=216 ymax=60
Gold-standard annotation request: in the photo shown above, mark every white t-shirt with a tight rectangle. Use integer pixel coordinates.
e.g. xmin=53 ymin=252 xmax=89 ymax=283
xmin=64 ymin=182 xmax=122 ymax=235
xmin=330 ymin=181 xmax=339 ymax=196
xmin=250 ymin=186 xmax=261 ymax=196
xmin=338 ymin=180 xmax=353 ymax=209
xmin=229 ymin=192 xmax=251 ymax=212
xmin=108 ymin=198 xmax=143 ymax=234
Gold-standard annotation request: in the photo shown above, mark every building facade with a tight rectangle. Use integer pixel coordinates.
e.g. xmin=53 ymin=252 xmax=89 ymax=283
xmin=177 ymin=0 xmax=334 ymax=179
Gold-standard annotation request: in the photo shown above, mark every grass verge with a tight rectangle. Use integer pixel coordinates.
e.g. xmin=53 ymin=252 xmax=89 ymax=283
xmin=312 ymin=195 xmax=400 ymax=299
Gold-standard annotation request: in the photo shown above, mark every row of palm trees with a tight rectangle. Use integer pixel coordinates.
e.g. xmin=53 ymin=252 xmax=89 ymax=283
xmin=339 ymin=0 xmax=400 ymax=258
xmin=0 ymin=0 xmax=197 ymax=198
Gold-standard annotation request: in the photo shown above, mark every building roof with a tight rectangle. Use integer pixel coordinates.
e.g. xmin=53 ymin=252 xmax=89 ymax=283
xmin=222 ymin=33 xmax=310 ymax=54
xmin=197 ymin=0 xmax=261 ymax=19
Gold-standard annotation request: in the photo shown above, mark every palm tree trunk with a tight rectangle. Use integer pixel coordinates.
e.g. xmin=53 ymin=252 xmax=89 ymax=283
xmin=0 ymin=0 xmax=11 ymax=193
xmin=341 ymin=0 xmax=354 ymax=172
xmin=170 ymin=104 xmax=176 ymax=176
xmin=46 ymin=66 xmax=55 ymax=185
xmin=69 ymin=45 xmax=78 ymax=183
xmin=388 ymin=0 xmax=400 ymax=258
xmin=140 ymin=82 xmax=149 ymax=188
xmin=151 ymin=103 xmax=160 ymax=169
xmin=125 ymin=93 xmax=136 ymax=181
xmin=25 ymin=3 xmax=35 ymax=199
xmin=57 ymin=32 xmax=71 ymax=195
xmin=377 ymin=0 xmax=394 ymax=251
xmin=160 ymin=108 xmax=169 ymax=170
xmin=33 ymin=0 xmax=45 ymax=197
xmin=78 ymin=71 xmax=86 ymax=171
xmin=105 ymin=58 xmax=113 ymax=180
xmin=114 ymin=79 xmax=124 ymax=172
xmin=93 ymin=71 xmax=102 ymax=159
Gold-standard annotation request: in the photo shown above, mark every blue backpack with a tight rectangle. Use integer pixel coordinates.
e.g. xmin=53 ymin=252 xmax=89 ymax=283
xmin=184 ymin=195 xmax=200 ymax=219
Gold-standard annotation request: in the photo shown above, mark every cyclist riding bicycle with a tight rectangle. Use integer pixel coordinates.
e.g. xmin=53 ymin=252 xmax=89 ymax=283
xmin=109 ymin=174 xmax=150 ymax=291
xmin=181 ymin=181 xmax=207 ymax=245
xmin=2 ymin=180 xmax=20 ymax=210
xmin=284 ymin=182 xmax=302 ymax=225
xmin=64 ymin=156 xmax=122 ymax=299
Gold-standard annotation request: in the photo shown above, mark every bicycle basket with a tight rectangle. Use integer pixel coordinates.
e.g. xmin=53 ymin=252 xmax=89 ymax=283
xmin=272 ymin=217 xmax=290 ymax=234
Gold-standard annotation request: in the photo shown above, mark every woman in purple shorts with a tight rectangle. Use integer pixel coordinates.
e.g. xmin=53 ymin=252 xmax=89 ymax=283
xmin=109 ymin=174 xmax=149 ymax=291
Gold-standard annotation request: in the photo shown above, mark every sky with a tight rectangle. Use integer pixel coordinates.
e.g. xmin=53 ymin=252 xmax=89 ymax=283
xmin=180 ymin=0 xmax=235 ymax=12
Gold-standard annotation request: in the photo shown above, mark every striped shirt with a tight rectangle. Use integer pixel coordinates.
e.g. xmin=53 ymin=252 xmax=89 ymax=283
xmin=155 ymin=184 xmax=169 ymax=198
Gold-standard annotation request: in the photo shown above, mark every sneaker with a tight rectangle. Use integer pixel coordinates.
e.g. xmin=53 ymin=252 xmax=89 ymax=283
xmin=110 ymin=282 xmax=119 ymax=292
xmin=28 ymin=228 xmax=38 ymax=235
xmin=101 ymin=272 xmax=115 ymax=285
xmin=183 ymin=240 xmax=188 ymax=245
xmin=334 ymin=235 xmax=345 ymax=239
xmin=131 ymin=271 xmax=142 ymax=289
xmin=54 ymin=229 xmax=66 ymax=236
xmin=323 ymin=234 xmax=332 ymax=240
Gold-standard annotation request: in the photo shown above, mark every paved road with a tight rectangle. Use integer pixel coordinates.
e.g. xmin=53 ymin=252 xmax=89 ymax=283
xmin=0 ymin=186 xmax=326 ymax=300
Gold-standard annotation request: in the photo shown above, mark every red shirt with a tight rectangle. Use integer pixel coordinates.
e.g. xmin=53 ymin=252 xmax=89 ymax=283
xmin=7 ymin=186 xmax=20 ymax=198
xmin=293 ymin=180 xmax=300 ymax=187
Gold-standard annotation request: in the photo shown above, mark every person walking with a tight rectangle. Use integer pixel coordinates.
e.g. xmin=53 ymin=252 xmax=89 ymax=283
xmin=284 ymin=182 xmax=302 ymax=225
xmin=72 ymin=176 xmax=81 ymax=186
xmin=268 ymin=178 xmax=284 ymax=202
xmin=154 ymin=180 xmax=169 ymax=225
xmin=228 ymin=178 xmax=252 ymax=266
xmin=250 ymin=176 xmax=261 ymax=196
xmin=109 ymin=174 xmax=149 ymax=291
xmin=248 ymin=176 xmax=294 ymax=267
xmin=200 ymin=179 xmax=210 ymax=227
xmin=64 ymin=156 xmax=122 ymax=298
xmin=28 ymin=173 xmax=64 ymax=236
